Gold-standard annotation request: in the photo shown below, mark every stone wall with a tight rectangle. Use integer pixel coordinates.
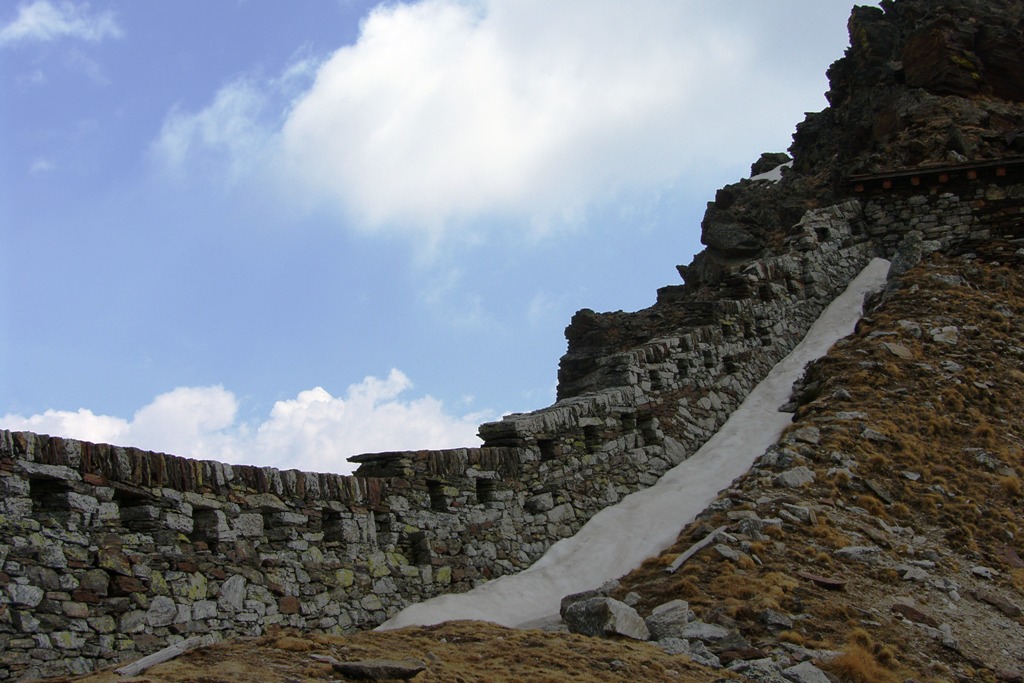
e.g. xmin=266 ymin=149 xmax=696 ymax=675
xmin=2 ymin=178 xmax=1021 ymax=680
xmin=861 ymin=178 xmax=1024 ymax=258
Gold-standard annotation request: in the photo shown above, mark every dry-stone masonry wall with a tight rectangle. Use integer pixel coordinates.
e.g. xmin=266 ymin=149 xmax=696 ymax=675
xmin=2 ymin=176 xmax=1021 ymax=680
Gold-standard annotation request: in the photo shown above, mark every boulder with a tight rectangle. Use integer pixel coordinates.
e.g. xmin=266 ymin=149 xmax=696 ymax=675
xmin=644 ymin=600 xmax=695 ymax=641
xmin=702 ymin=217 xmax=764 ymax=258
xmin=563 ymin=597 xmax=650 ymax=641
xmin=332 ymin=659 xmax=426 ymax=681
xmin=655 ymin=638 xmax=721 ymax=668
xmin=782 ymin=661 xmax=833 ymax=683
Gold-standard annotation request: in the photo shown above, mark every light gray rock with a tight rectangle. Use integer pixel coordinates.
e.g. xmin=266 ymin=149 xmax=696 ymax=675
xmin=645 ymin=600 xmax=695 ymax=640
xmin=888 ymin=231 xmax=923 ymax=279
xmin=760 ymin=608 xmax=793 ymax=629
xmin=930 ymin=326 xmax=959 ymax=345
xmin=728 ymin=657 xmax=788 ymax=682
xmin=7 ymin=583 xmax=44 ymax=608
xmin=680 ymin=620 xmax=731 ymax=644
xmin=775 ymin=467 xmax=815 ymax=488
xmin=218 ymin=575 xmax=247 ymax=612
xmin=782 ymin=661 xmax=832 ymax=683
xmin=193 ymin=600 xmax=218 ymax=620
xmin=563 ymin=597 xmax=650 ymax=640
xmin=146 ymin=596 xmax=177 ymax=628
xmin=655 ymin=638 xmax=721 ymax=668
xmin=714 ymin=543 xmax=743 ymax=562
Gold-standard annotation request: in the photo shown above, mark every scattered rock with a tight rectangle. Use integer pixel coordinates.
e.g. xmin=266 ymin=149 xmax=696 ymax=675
xmin=794 ymin=571 xmax=846 ymax=591
xmin=882 ymin=341 xmax=914 ymax=359
xmin=655 ymin=638 xmax=721 ymax=668
xmin=864 ymin=478 xmax=895 ymax=504
xmin=835 ymin=545 xmax=881 ymax=563
xmin=891 ymin=602 xmax=939 ymax=627
xmin=930 ymin=326 xmax=959 ymax=345
xmin=563 ymin=597 xmax=650 ymax=641
xmin=645 ymin=600 xmax=695 ymax=641
xmin=971 ymin=566 xmax=999 ymax=580
xmin=775 ymin=467 xmax=816 ymax=488
xmin=976 ymin=590 xmax=1023 ymax=618
xmin=759 ymin=608 xmax=793 ymax=630
xmin=680 ymin=621 xmax=732 ymax=644
xmin=782 ymin=661 xmax=833 ymax=683
xmin=332 ymin=658 xmax=427 ymax=681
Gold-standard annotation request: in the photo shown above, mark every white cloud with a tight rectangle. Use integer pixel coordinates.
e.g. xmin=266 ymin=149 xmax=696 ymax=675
xmin=29 ymin=158 xmax=54 ymax=175
xmin=0 ymin=1 xmax=123 ymax=47
xmin=0 ymin=371 xmax=487 ymax=475
xmin=2 ymin=408 xmax=130 ymax=445
xmin=153 ymin=0 xmax=842 ymax=243
xmin=153 ymin=78 xmax=277 ymax=183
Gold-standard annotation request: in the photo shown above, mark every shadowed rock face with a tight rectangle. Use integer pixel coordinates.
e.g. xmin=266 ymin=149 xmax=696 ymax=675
xmin=792 ymin=0 xmax=1024 ymax=177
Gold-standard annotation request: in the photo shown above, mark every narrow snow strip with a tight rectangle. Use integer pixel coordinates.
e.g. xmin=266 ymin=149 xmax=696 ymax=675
xmin=381 ymin=258 xmax=890 ymax=630
xmin=750 ymin=160 xmax=793 ymax=182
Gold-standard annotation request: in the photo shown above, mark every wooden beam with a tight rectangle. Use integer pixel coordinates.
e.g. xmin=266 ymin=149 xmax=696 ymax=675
xmin=116 ymin=637 xmax=209 ymax=677
xmin=664 ymin=525 xmax=729 ymax=574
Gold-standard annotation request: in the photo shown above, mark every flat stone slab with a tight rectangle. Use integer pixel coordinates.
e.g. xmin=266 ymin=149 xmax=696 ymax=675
xmin=332 ymin=658 xmax=427 ymax=680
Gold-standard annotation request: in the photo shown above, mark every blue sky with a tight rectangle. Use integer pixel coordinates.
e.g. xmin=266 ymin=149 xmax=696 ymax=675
xmin=1 ymin=0 xmax=857 ymax=474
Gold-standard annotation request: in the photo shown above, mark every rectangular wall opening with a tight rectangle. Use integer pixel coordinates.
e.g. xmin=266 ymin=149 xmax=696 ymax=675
xmin=111 ymin=486 xmax=161 ymax=533
xmin=190 ymin=508 xmax=222 ymax=552
xmin=426 ymin=480 xmax=449 ymax=512
xmin=28 ymin=477 xmax=73 ymax=525
xmin=537 ymin=439 xmax=560 ymax=462
xmin=475 ymin=478 xmax=497 ymax=505
xmin=323 ymin=509 xmax=345 ymax=544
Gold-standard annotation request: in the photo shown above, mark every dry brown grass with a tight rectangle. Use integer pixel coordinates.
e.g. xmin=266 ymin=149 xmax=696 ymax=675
xmin=821 ymin=644 xmax=901 ymax=683
xmin=47 ymin=621 xmax=732 ymax=683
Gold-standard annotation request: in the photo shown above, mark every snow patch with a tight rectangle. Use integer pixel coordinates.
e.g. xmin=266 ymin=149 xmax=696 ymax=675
xmin=381 ymin=258 xmax=890 ymax=630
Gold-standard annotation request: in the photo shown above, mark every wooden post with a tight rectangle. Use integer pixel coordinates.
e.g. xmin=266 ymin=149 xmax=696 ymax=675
xmin=115 ymin=636 xmax=210 ymax=677
xmin=664 ymin=525 xmax=729 ymax=574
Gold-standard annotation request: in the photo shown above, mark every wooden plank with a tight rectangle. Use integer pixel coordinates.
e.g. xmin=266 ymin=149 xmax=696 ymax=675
xmin=664 ymin=525 xmax=729 ymax=574
xmin=115 ymin=636 xmax=209 ymax=677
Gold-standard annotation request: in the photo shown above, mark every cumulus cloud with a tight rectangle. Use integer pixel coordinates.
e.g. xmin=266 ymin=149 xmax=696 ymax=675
xmin=153 ymin=0 xmax=840 ymax=242
xmin=0 ymin=1 xmax=123 ymax=47
xmin=0 ymin=370 xmax=487 ymax=475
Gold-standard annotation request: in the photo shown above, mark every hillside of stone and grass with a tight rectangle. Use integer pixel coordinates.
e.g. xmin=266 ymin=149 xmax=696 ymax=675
xmin=45 ymin=255 xmax=1024 ymax=683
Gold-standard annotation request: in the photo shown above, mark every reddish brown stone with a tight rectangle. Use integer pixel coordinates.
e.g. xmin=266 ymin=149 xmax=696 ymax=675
xmin=278 ymin=596 xmax=301 ymax=615
xmin=795 ymin=571 xmax=846 ymax=591
xmin=133 ymin=633 xmax=161 ymax=651
xmin=111 ymin=575 xmax=146 ymax=594
xmin=97 ymin=548 xmax=132 ymax=576
xmin=976 ymin=590 xmax=1023 ymax=618
xmin=999 ymin=545 xmax=1024 ymax=569
xmin=177 ymin=561 xmax=198 ymax=573
xmin=891 ymin=603 xmax=939 ymax=627
xmin=83 ymin=473 xmax=108 ymax=486
xmin=208 ymin=568 xmax=227 ymax=579
xmin=268 ymin=581 xmax=286 ymax=596
xmin=72 ymin=590 xmax=101 ymax=604
xmin=718 ymin=647 xmax=768 ymax=666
